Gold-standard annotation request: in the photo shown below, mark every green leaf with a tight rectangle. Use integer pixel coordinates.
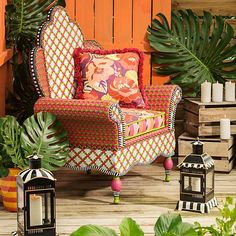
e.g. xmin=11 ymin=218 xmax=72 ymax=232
xmin=0 ymin=165 xmax=9 ymax=178
xmin=154 ymin=213 xmax=197 ymax=236
xmin=70 ymin=225 xmax=117 ymax=236
xmin=119 ymin=218 xmax=144 ymax=236
xmin=148 ymin=9 xmax=236 ymax=97
xmin=174 ymin=222 xmax=198 ymax=236
xmin=226 ymin=197 xmax=233 ymax=205
xmin=154 ymin=213 xmax=181 ymax=235
xmin=21 ymin=112 xmax=69 ymax=171
xmin=0 ymin=116 xmax=25 ymax=169
xmin=6 ymin=0 xmax=66 ymax=50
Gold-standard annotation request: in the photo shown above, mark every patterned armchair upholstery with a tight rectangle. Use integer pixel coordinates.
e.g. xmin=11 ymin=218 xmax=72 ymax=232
xmin=31 ymin=6 xmax=182 ymax=203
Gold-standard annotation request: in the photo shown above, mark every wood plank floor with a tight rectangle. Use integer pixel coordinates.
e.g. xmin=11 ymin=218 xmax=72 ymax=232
xmin=0 ymin=163 xmax=235 ymax=236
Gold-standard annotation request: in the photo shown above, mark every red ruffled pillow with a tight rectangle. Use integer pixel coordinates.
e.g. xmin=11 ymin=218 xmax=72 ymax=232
xmin=73 ymin=48 xmax=148 ymax=108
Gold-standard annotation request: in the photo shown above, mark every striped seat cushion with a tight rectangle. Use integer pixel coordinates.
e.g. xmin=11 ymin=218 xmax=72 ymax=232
xmin=121 ymin=108 xmax=165 ymax=140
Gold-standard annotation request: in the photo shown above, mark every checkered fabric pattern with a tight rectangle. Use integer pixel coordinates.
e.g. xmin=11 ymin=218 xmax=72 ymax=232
xmin=34 ymin=98 xmax=125 ymax=149
xmin=66 ymin=129 xmax=175 ymax=176
xmin=39 ymin=7 xmax=84 ymax=99
xmin=144 ymin=85 xmax=182 ymax=130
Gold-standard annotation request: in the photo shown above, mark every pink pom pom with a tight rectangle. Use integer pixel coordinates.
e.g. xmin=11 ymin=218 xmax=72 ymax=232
xmin=111 ymin=178 xmax=122 ymax=192
xmin=164 ymin=158 xmax=173 ymax=170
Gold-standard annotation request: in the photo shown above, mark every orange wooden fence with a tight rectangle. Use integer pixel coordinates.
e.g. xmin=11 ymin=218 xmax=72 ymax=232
xmin=65 ymin=0 xmax=171 ymax=85
xmin=0 ymin=0 xmax=12 ymax=116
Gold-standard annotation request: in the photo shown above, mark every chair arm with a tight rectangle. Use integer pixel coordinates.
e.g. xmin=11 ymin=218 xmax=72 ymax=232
xmin=83 ymin=40 xmax=103 ymax=50
xmin=30 ymin=47 xmax=50 ymax=97
xmin=34 ymin=98 xmax=125 ymax=149
xmin=144 ymin=85 xmax=182 ymax=130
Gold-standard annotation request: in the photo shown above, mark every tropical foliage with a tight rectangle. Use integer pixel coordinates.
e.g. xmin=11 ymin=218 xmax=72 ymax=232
xmin=0 ymin=112 xmax=69 ymax=177
xmin=5 ymin=0 xmax=66 ymax=124
xmin=21 ymin=112 xmax=69 ymax=170
xmin=70 ymin=198 xmax=236 ymax=236
xmin=147 ymin=10 xmax=236 ymax=97
xmin=196 ymin=197 xmax=236 ymax=236
xmin=70 ymin=218 xmax=144 ymax=236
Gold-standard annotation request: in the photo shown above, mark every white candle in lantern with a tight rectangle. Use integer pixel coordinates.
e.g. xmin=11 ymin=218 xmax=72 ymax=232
xmin=201 ymin=80 xmax=211 ymax=103
xmin=225 ymin=81 xmax=235 ymax=102
xmin=220 ymin=118 xmax=231 ymax=140
xmin=192 ymin=178 xmax=201 ymax=192
xmin=30 ymin=194 xmax=43 ymax=226
xmin=212 ymin=81 xmax=223 ymax=102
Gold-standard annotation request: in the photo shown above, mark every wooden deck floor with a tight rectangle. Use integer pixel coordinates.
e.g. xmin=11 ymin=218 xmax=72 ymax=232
xmin=0 ymin=163 xmax=235 ymax=235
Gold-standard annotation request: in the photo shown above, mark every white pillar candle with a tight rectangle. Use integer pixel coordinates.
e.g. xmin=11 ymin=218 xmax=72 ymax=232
xmin=192 ymin=178 xmax=201 ymax=192
xmin=225 ymin=81 xmax=235 ymax=102
xmin=201 ymin=80 xmax=211 ymax=103
xmin=30 ymin=194 xmax=43 ymax=226
xmin=220 ymin=118 xmax=231 ymax=140
xmin=212 ymin=81 xmax=223 ymax=102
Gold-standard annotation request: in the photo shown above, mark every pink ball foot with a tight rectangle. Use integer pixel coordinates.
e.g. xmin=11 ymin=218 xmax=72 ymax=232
xmin=163 ymin=157 xmax=173 ymax=182
xmin=111 ymin=177 xmax=122 ymax=204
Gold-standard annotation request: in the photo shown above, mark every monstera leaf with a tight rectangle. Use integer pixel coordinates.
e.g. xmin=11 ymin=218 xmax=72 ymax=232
xmin=21 ymin=112 xmax=69 ymax=171
xmin=148 ymin=10 xmax=236 ymax=96
xmin=0 ymin=116 xmax=26 ymax=169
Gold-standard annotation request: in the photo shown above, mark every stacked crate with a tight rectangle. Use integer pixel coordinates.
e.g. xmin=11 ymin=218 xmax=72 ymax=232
xmin=178 ymin=98 xmax=236 ymax=172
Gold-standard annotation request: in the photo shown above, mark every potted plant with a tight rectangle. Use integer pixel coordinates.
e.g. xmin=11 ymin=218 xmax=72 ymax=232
xmin=0 ymin=112 xmax=69 ymax=211
xmin=5 ymin=0 xmax=65 ymax=123
xmin=147 ymin=9 xmax=236 ymax=97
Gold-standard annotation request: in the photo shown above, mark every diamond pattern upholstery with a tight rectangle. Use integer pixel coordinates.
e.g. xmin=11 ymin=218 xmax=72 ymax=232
xmin=66 ymin=129 xmax=175 ymax=176
xmin=39 ymin=7 xmax=84 ymax=99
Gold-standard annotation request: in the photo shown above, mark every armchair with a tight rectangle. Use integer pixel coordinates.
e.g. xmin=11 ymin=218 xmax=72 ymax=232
xmin=31 ymin=6 xmax=182 ymax=203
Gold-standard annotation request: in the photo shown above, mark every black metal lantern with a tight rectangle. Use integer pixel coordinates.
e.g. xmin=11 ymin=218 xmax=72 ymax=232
xmin=176 ymin=139 xmax=218 ymax=213
xmin=14 ymin=155 xmax=56 ymax=236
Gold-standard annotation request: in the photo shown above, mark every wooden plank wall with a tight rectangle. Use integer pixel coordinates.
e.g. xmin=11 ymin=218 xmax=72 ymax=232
xmin=0 ymin=0 xmax=13 ymax=117
xmin=66 ymin=0 xmax=171 ymax=86
xmin=172 ymin=0 xmax=236 ymax=35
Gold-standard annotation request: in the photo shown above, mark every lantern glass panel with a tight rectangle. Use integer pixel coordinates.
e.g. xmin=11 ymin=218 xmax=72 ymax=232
xmin=206 ymin=171 xmax=214 ymax=193
xmin=28 ymin=191 xmax=53 ymax=228
xmin=183 ymin=175 xmax=191 ymax=191
xmin=17 ymin=184 xmax=24 ymax=228
xmin=183 ymin=175 xmax=202 ymax=192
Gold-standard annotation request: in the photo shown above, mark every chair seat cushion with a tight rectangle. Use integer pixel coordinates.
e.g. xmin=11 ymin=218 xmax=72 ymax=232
xmin=121 ymin=108 xmax=165 ymax=140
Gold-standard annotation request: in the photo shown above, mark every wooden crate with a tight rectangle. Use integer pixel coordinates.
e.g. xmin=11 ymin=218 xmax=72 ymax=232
xmin=178 ymin=132 xmax=235 ymax=172
xmin=184 ymin=98 xmax=236 ymax=137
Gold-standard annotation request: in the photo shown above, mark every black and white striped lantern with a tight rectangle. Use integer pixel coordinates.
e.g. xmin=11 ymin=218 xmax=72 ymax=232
xmin=14 ymin=155 xmax=56 ymax=236
xmin=176 ymin=139 xmax=218 ymax=213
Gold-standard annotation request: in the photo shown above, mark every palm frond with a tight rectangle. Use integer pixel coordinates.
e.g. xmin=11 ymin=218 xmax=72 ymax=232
xmin=147 ymin=10 xmax=236 ymax=97
xmin=6 ymin=0 xmax=66 ymax=51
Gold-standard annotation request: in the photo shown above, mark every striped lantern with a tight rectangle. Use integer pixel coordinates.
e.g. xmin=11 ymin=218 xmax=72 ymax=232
xmin=176 ymin=139 xmax=218 ymax=213
xmin=14 ymin=155 xmax=56 ymax=236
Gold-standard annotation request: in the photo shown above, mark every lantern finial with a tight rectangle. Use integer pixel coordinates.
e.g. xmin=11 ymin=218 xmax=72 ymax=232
xmin=29 ymin=154 xmax=42 ymax=169
xmin=192 ymin=138 xmax=203 ymax=154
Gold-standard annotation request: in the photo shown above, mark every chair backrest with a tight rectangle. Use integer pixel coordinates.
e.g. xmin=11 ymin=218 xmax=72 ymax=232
xmin=30 ymin=6 xmax=84 ymax=99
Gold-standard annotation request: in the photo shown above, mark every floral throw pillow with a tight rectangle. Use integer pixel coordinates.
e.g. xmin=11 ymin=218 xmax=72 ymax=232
xmin=73 ymin=48 xmax=147 ymax=108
